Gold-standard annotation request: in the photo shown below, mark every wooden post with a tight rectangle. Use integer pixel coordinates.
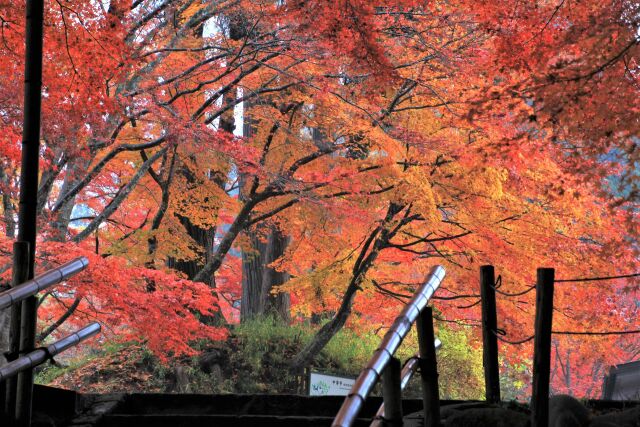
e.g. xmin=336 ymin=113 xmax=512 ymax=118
xmin=480 ymin=265 xmax=500 ymax=404
xmin=531 ymin=268 xmax=554 ymax=427
xmin=416 ymin=307 xmax=440 ymax=427
xmin=16 ymin=294 xmax=37 ymax=426
xmin=17 ymin=0 xmax=43 ymax=271
xmin=4 ymin=241 xmax=30 ymax=420
xmin=14 ymin=0 xmax=45 ymax=422
xmin=381 ymin=356 xmax=403 ymax=427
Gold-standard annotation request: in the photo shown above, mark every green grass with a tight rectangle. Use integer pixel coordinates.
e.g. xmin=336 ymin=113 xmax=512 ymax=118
xmin=36 ymin=317 xmax=485 ymax=398
xmin=34 ymin=340 xmax=142 ymax=385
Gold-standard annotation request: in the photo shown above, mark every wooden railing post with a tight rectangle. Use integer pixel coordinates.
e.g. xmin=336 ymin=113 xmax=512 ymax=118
xmin=381 ymin=356 xmax=403 ymax=427
xmin=5 ymin=241 xmax=30 ymax=421
xmin=416 ymin=307 xmax=440 ymax=427
xmin=480 ymin=265 xmax=500 ymax=403
xmin=13 ymin=0 xmax=46 ymax=421
xmin=16 ymin=292 xmax=38 ymax=426
xmin=531 ymin=268 xmax=554 ymax=427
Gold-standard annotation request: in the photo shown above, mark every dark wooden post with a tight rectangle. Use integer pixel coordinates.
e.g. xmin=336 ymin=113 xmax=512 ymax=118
xmin=4 ymin=242 xmax=30 ymax=420
xmin=480 ymin=265 xmax=500 ymax=403
xmin=14 ymin=0 xmax=45 ymax=423
xmin=16 ymin=294 xmax=38 ymax=425
xmin=17 ymin=0 xmax=43 ymax=269
xmin=531 ymin=268 xmax=554 ymax=427
xmin=416 ymin=307 xmax=440 ymax=427
xmin=381 ymin=356 xmax=403 ymax=427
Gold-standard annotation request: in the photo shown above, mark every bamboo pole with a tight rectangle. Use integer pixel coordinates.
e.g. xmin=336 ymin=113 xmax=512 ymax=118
xmin=0 ymin=323 xmax=101 ymax=382
xmin=332 ymin=266 xmax=445 ymax=427
xmin=0 ymin=257 xmax=89 ymax=311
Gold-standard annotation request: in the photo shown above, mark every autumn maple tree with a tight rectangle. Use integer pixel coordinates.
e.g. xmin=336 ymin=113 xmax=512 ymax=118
xmin=0 ymin=0 xmax=637 ymax=396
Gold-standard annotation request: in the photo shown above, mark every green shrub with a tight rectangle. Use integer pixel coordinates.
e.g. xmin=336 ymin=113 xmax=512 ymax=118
xmin=37 ymin=317 xmax=485 ymax=398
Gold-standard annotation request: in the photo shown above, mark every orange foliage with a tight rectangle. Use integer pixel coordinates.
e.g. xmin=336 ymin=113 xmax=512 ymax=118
xmin=0 ymin=0 xmax=637 ymax=394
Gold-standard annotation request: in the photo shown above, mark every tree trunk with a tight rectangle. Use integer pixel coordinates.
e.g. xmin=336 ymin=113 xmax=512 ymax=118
xmin=240 ymin=225 xmax=290 ymax=322
xmin=168 ymin=216 xmax=226 ymax=326
xmin=237 ymin=91 xmax=291 ymax=322
xmin=290 ymin=203 xmax=405 ymax=371
xmin=261 ymin=227 xmax=290 ymax=322
xmin=240 ymin=228 xmax=268 ymax=321
xmin=0 ymin=166 xmax=15 ymax=239
xmin=0 ymin=167 xmax=14 ymax=364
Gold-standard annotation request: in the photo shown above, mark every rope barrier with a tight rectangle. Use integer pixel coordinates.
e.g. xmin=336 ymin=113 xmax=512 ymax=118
xmin=490 ymin=327 xmax=640 ymax=345
xmin=555 ymin=272 xmax=640 ymax=283
xmin=465 ymin=269 xmax=640 ymax=346
xmin=456 ymin=299 xmax=481 ymax=309
xmin=552 ymin=329 xmax=640 ymax=336
xmin=492 ymin=275 xmax=536 ymax=297
xmin=492 ymin=329 xmax=535 ymax=345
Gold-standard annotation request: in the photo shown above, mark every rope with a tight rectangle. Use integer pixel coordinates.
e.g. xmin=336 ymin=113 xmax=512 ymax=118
xmin=492 ymin=328 xmax=535 ymax=345
xmin=552 ymin=329 xmax=640 ymax=336
xmin=495 ymin=285 xmax=536 ymax=297
xmin=488 ymin=326 xmax=640 ymax=344
xmin=555 ymin=272 xmax=640 ymax=283
xmin=457 ymin=299 xmax=481 ymax=309
xmin=492 ymin=275 xmax=536 ymax=297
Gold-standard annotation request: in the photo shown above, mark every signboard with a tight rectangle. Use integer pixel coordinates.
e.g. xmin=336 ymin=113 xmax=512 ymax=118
xmin=309 ymin=372 xmax=356 ymax=396
xmin=308 ymin=338 xmax=442 ymax=396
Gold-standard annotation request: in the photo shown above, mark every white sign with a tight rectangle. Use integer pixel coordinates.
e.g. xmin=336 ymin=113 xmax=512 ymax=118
xmin=309 ymin=372 xmax=356 ymax=396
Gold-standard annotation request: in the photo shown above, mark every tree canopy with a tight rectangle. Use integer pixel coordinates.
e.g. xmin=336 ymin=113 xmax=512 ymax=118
xmin=0 ymin=0 xmax=638 ymax=396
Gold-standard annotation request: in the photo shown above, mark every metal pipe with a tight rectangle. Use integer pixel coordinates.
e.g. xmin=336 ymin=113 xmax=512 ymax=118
xmin=0 ymin=323 xmax=101 ymax=382
xmin=332 ymin=265 xmax=445 ymax=427
xmin=0 ymin=257 xmax=89 ymax=311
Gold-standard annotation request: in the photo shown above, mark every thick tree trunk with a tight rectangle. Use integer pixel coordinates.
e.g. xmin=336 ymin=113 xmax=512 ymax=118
xmin=168 ymin=216 xmax=225 ymax=325
xmin=240 ymin=228 xmax=268 ymax=321
xmin=261 ymin=227 xmax=290 ymax=322
xmin=238 ymin=96 xmax=290 ymax=322
xmin=240 ymin=226 xmax=290 ymax=322
xmin=169 ymin=219 xmax=218 ymax=286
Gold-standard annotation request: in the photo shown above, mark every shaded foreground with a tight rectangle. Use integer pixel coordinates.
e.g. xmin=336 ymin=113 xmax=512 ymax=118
xmin=29 ymin=385 xmax=640 ymax=427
